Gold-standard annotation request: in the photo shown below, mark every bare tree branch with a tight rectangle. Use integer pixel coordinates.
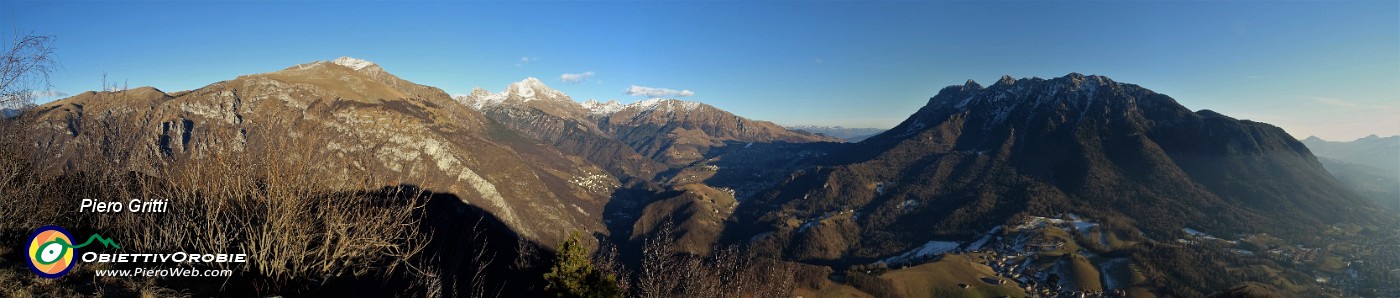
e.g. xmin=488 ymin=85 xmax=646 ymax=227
xmin=0 ymin=30 xmax=58 ymax=108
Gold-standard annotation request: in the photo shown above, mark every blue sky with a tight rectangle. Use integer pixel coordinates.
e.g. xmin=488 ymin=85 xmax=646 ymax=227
xmin=2 ymin=1 xmax=1396 ymax=140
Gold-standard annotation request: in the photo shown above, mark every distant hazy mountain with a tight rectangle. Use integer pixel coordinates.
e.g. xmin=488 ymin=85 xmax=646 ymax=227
xmin=1303 ymin=135 xmax=1400 ymax=211
xmin=1302 ymin=134 xmax=1399 ymax=178
xmin=591 ymin=98 xmax=841 ymax=166
xmin=785 ymin=125 xmax=887 ymax=142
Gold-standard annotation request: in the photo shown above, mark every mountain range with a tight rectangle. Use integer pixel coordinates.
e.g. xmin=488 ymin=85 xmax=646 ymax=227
xmin=723 ymin=74 xmax=1395 ymax=295
xmin=1303 ymin=135 xmax=1400 ymax=212
xmin=16 ymin=58 xmax=1397 ymax=297
xmin=456 ymin=78 xmax=839 ymax=172
xmin=786 ymin=125 xmax=888 ymax=142
xmin=29 ymin=57 xmax=616 ymax=245
xmin=731 ymin=73 xmax=1376 ymax=260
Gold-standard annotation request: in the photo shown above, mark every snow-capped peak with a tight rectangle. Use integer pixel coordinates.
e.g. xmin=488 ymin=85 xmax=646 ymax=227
xmin=627 ymin=98 xmax=702 ymax=113
xmin=469 ymin=87 xmax=492 ymax=98
xmin=332 ymin=56 xmax=377 ymax=71
xmin=504 ymin=77 xmax=568 ymax=101
xmin=580 ymin=98 xmax=704 ymax=115
xmin=459 ymin=78 xmax=574 ymax=110
xmin=582 ymin=99 xmax=624 ymax=115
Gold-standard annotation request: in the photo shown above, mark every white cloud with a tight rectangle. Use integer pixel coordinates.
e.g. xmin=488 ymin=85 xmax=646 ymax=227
xmin=1 ymin=89 xmax=65 ymax=108
xmin=560 ymin=71 xmax=595 ymax=83
xmin=1310 ymin=97 xmax=1390 ymax=109
xmin=32 ymin=90 xmax=68 ymax=98
xmin=2 ymin=89 xmax=66 ymax=101
xmin=516 ymin=56 xmax=537 ymax=67
xmin=625 ymin=85 xmax=694 ymax=98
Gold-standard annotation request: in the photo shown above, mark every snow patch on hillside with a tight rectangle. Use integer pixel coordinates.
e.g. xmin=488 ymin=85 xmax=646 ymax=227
xmin=967 ymin=226 xmax=1003 ymax=250
xmin=883 ymin=240 xmax=961 ymax=264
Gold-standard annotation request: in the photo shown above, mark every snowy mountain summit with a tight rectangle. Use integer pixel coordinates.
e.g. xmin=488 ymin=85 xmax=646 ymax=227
xmin=582 ymin=99 xmax=625 ymax=115
xmin=332 ymin=56 xmax=377 ymax=71
xmin=455 ymin=77 xmax=574 ymax=110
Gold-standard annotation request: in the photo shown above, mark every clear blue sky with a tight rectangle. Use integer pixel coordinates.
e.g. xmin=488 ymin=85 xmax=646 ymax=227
xmin=3 ymin=1 xmax=1396 ymax=140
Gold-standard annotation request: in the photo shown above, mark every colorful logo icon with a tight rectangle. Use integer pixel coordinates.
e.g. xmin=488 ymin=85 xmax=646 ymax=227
xmin=27 ymin=225 xmax=76 ymax=278
xmin=26 ymin=226 xmax=121 ymax=278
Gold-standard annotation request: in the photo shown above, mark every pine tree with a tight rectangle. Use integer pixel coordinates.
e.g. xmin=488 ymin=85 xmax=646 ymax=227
xmin=543 ymin=231 xmax=622 ymax=298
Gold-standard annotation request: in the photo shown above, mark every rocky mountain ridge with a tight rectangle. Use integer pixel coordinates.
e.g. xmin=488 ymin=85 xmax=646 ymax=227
xmin=455 ymin=78 xmax=841 ymax=176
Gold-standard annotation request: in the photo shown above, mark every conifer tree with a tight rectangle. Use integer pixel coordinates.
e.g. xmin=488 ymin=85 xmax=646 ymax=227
xmin=543 ymin=231 xmax=622 ymax=298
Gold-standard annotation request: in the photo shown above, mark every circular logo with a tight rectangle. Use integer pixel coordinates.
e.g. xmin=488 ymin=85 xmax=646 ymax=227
xmin=27 ymin=225 xmax=76 ymax=278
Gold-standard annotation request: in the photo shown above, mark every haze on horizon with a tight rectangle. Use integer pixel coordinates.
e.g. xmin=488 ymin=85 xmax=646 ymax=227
xmin=2 ymin=1 xmax=1395 ymax=141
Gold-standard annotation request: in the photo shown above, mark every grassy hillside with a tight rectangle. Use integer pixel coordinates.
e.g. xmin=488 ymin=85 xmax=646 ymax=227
xmin=880 ymin=253 xmax=1026 ymax=298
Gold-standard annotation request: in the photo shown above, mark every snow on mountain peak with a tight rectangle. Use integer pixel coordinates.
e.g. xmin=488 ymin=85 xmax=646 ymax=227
xmin=470 ymin=87 xmax=492 ymax=97
xmin=627 ymin=98 xmax=702 ymax=113
xmin=512 ymin=82 xmax=537 ymax=98
xmin=580 ymin=98 xmax=704 ymax=115
xmin=459 ymin=77 xmax=574 ymax=110
xmin=504 ymin=77 xmax=568 ymax=101
xmin=332 ymin=56 xmax=377 ymax=71
xmin=461 ymin=79 xmax=709 ymax=115
xmin=582 ymin=99 xmax=624 ymax=115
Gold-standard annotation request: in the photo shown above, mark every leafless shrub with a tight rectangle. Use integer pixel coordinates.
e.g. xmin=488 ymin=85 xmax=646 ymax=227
xmin=458 ymin=218 xmax=498 ymax=298
xmin=0 ymin=112 xmax=57 ymax=241
xmin=591 ymin=241 xmax=631 ymax=295
xmin=0 ymin=97 xmax=433 ymax=295
xmin=636 ymin=223 xmax=680 ymax=297
xmin=413 ymin=260 xmax=445 ymax=298
xmin=514 ymin=235 xmax=538 ymax=271
xmin=635 ymin=221 xmax=796 ymax=298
